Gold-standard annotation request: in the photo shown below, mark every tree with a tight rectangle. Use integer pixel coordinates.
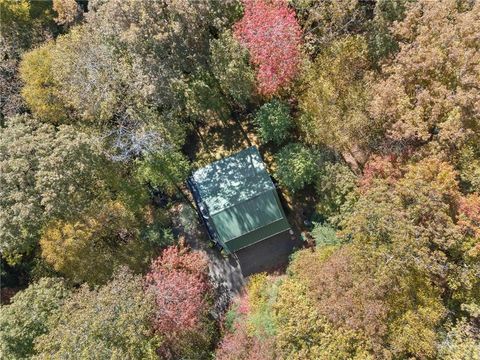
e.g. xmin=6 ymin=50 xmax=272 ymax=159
xmin=274 ymin=277 xmax=371 ymax=360
xmin=254 ymin=100 xmax=293 ymax=145
xmin=135 ymin=150 xmax=191 ymax=196
xmin=52 ymin=0 xmax=81 ymax=27
xmin=367 ymin=0 xmax=413 ymax=64
xmin=314 ymin=161 xmax=357 ymax=225
xmin=298 ymin=35 xmax=377 ymax=159
xmin=289 ymin=245 xmax=446 ymax=358
xmin=35 ymin=125 xmax=117 ymax=220
xmin=234 ymin=0 xmax=303 ymax=96
xmin=341 ymin=156 xmax=480 ymax=343
xmin=0 ymin=278 xmax=70 ymax=360
xmin=19 ymin=42 xmax=69 ymax=124
xmin=49 ymin=25 xmax=130 ymax=124
xmin=291 ymin=0 xmax=370 ymax=56
xmin=33 ymin=269 xmax=160 ymax=359
xmin=215 ymin=274 xmax=278 ymax=360
xmin=458 ymin=139 xmax=480 ymax=193
xmin=40 ymin=201 xmax=159 ymax=285
xmin=216 ymin=320 xmax=276 ymax=360
xmin=0 ymin=116 xmax=53 ymax=262
xmin=370 ymin=0 xmax=480 ymax=158
xmin=210 ymin=30 xmax=256 ymax=108
xmin=438 ymin=320 xmax=480 ymax=360
xmin=274 ymin=143 xmax=318 ymax=192
xmin=145 ymin=246 xmax=215 ymax=359
xmin=0 ymin=0 xmax=57 ymax=122
xmin=0 ymin=115 xmax=141 ymax=263
xmin=86 ymin=0 xmax=241 ymax=127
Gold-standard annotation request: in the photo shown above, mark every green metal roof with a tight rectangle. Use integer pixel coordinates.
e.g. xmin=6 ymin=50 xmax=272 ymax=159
xmin=191 ymin=147 xmax=274 ymax=214
xmin=189 ymin=147 xmax=291 ymax=253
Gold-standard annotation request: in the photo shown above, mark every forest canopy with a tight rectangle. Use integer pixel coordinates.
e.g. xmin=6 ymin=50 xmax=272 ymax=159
xmin=0 ymin=0 xmax=479 ymax=359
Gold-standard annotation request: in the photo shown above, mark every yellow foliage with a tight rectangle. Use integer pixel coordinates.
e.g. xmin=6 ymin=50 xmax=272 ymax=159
xmin=40 ymin=201 xmax=153 ymax=285
xmin=274 ymin=277 xmax=373 ymax=360
xmin=20 ymin=42 xmax=69 ymax=123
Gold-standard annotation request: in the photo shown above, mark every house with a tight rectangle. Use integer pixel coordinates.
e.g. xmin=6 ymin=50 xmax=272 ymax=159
xmin=188 ymin=147 xmax=293 ymax=256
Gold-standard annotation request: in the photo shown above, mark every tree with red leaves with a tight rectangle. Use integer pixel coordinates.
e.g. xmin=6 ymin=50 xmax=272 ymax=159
xmin=145 ymin=246 xmax=214 ymax=359
xmin=234 ymin=0 xmax=302 ymax=96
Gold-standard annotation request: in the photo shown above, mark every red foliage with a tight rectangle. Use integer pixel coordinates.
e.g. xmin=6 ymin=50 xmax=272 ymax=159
xmin=360 ymin=154 xmax=402 ymax=190
xmin=234 ymin=0 xmax=302 ymax=96
xmin=458 ymin=194 xmax=480 ymax=239
xmin=216 ymin=320 xmax=276 ymax=360
xmin=144 ymin=246 xmax=210 ymax=334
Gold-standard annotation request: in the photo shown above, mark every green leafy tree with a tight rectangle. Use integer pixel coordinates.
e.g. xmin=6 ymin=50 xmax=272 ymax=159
xmin=50 ymin=25 xmax=130 ymax=124
xmin=315 ymin=161 xmax=357 ymax=225
xmin=255 ymin=100 xmax=293 ymax=145
xmin=135 ymin=150 xmax=191 ymax=196
xmin=210 ymin=30 xmax=255 ymax=108
xmin=0 ymin=278 xmax=70 ymax=360
xmin=86 ymin=0 xmax=241 ymax=127
xmin=33 ymin=269 xmax=160 ymax=359
xmin=367 ymin=0 xmax=413 ymax=63
xmin=274 ymin=143 xmax=318 ymax=192
xmin=0 ymin=116 xmax=53 ymax=261
xmin=0 ymin=0 xmax=57 ymax=121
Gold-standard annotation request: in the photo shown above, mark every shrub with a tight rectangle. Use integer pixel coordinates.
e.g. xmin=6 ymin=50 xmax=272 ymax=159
xmin=315 ymin=161 xmax=357 ymax=225
xmin=255 ymin=100 xmax=293 ymax=145
xmin=274 ymin=143 xmax=318 ymax=192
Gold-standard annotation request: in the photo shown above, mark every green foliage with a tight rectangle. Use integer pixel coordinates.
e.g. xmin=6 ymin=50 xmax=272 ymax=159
xmin=50 ymin=25 xmax=128 ymax=123
xmin=33 ymin=269 xmax=160 ymax=359
xmin=135 ymin=150 xmax=191 ymax=196
xmin=245 ymin=274 xmax=279 ymax=337
xmin=315 ymin=161 xmax=358 ymax=224
xmin=458 ymin=140 xmax=480 ymax=193
xmin=210 ymin=30 xmax=255 ymax=108
xmin=35 ymin=125 xmax=113 ymax=219
xmin=274 ymin=143 xmax=318 ymax=192
xmin=367 ymin=0 xmax=412 ymax=63
xmin=310 ymin=223 xmax=342 ymax=248
xmin=183 ymin=70 xmax=231 ymax=123
xmin=0 ymin=0 xmax=56 ymax=56
xmin=255 ymin=100 xmax=294 ymax=145
xmin=0 ymin=278 xmax=70 ymax=360
xmin=84 ymin=0 xmax=242 ymax=129
xmin=0 ymin=116 xmax=52 ymax=261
